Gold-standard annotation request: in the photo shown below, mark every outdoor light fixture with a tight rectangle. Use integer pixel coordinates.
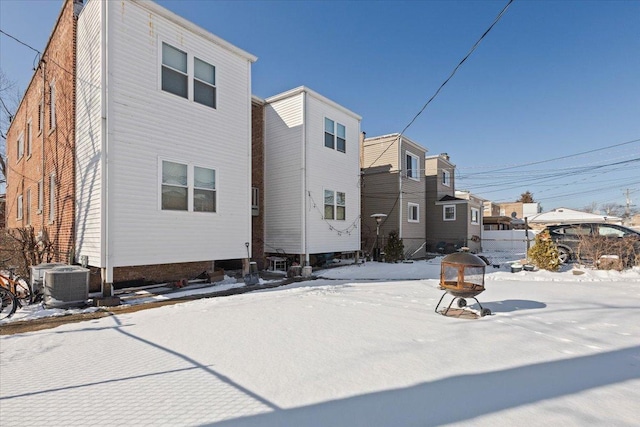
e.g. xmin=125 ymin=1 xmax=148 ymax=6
xmin=371 ymin=213 xmax=387 ymax=261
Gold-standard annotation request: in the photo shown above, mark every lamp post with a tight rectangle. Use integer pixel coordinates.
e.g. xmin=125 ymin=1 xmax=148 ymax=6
xmin=371 ymin=213 xmax=387 ymax=261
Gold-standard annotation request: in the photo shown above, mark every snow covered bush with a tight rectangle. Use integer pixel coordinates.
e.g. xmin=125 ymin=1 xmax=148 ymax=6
xmin=528 ymin=230 xmax=561 ymax=271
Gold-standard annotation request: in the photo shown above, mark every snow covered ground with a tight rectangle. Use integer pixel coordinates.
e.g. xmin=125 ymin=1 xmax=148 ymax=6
xmin=1 ymin=257 xmax=639 ymax=426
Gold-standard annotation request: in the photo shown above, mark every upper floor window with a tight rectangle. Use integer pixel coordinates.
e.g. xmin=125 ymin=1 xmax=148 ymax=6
xmin=194 ymin=57 xmax=216 ymax=108
xmin=26 ymin=120 xmax=32 ymax=157
xmin=17 ymin=195 xmax=23 ymax=220
xmin=408 ymin=202 xmax=419 ymax=222
xmin=38 ymin=100 xmax=44 ymax=133
xmin=324 ymin=189 xmax=346 ymax=220
xmin=442 ymin=169 xmax=451 ymax=187
xmin=471 ymin=207 xmax=480 ymax=225
xmin=37 ymin=180 xmax=44 ymax=214
xmin=161 ymin=42 xmax=217 ymax=109
xmin=406 ymin=152 xmax=419 ymax=180
xmin=49 ymin=81 xmax=56 ymax=130
xmin=162 ymin=43 xmax=188 ymax=99
xmin=17 ymin=132 xmax=24 ymax=161
xmin=324 ymin=118 xmax=346 ymax=153
xmin=25 ymin=189 xmax=31 ymax=226
xmin=161 ymin=160 xmax=216 ymax=212
xmin=443 ymin=204 xmax=456 ymax=221
xmin=251 ymin=187 xmax=259 ymax=216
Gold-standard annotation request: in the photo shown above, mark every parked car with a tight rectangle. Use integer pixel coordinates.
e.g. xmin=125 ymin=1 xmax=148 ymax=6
xmin=544 ymin=223 xmax=640 ymax=264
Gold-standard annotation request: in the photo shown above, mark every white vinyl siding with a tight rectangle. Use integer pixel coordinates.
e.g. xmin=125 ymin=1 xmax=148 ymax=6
xmin=76 ymin=0 xmax=254 ymax=267
xmin=265 ymin=87 xmax=361 ymax=255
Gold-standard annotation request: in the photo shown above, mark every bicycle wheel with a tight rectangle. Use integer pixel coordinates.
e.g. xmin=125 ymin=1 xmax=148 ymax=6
xmin=0 ymin=288 xmax=17 ymax=320
xmin=14 ymin=278 xmax=32 ymax=307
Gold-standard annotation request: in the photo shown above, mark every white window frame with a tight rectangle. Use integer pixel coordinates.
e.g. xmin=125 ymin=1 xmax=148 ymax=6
xmin=38 ymin=100 xmax=44 ymax=134
xmin=49 ymin=80 xmax=56 ymax=131
xmin=406 ymin=152 xmax=419 ymax=181
xmin=442 ymin=169 xmax=451 ymax=187
xmin=17 ymin=195 xmax=23 ymax=220
xmin=49 ymin=173 xmax=56 ymax=223
xmin=17 ymin=132 xmax=24 ymax=161
xmin=443 ymin=204 xmax=456 ymax=221
xmin=160 ymin=41 xmax=217 ymax=109
xmin=26 ymin=120 xmax=32 ymax=157
xmin=324 ymin=189 xmax=346 ymax=221
xmin=25 ymin=189 xmax=31 ymax=226
xmin=37 ymin=180 xmax=43 ymax=214
xmin=324 ymin=117 xmax=346 ymax=153
xmin=471 ymin=207 xmax=480 ymax=225
xmin=408 ymin=202 xmax=419 ymax=223
xmin=160 ymin=159 xmax=217 ymax=213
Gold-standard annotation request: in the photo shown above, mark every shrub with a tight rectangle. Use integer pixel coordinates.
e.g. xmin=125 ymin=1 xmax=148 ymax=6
xmin=384 ymin=230 xmax=405 ymax=263
xmin=528 ymin=230 xmax=561 ymax=271
xmin=577 ymin=235 xmax=639 ymax=270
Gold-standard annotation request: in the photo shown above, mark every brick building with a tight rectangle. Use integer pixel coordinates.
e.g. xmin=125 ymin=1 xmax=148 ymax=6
xmin=5 ymin=0 xmax=80 ymax=264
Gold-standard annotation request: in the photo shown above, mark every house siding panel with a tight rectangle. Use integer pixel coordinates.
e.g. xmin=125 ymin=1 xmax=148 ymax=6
xmin=304 ymin=93 xmax=360 ymax=254
xmin=76 ymin=0 xmax=103 ymax=266
xmin=264 ymin=94 xmax=304 ymax=254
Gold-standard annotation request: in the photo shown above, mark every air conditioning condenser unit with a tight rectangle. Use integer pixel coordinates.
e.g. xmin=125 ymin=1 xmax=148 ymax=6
xmin=43 ymin=266 xmax=90 ymax=309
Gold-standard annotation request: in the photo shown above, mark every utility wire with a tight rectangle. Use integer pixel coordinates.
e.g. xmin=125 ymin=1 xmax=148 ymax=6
xmin=365 ymin=0 xmax=514 ymax=170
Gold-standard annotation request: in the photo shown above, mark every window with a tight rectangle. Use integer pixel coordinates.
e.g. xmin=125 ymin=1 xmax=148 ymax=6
xmin=38 ymin=101 xmax=44 ymax=133
xmin=336 ymin=123 xmax=346 ymax=153
xmin=26 ymin=120 xmax=32 ymax=157
xmin=194 ymin=57 xmax=216 ymax=108
xmin=162 ymin=161 xmax=188 ymax=210
xmin=162 ymin=42 xmax=188 ymax=99
xmin=442 ymin=169 xmax=451 ymax=187
xmin=408 ymin=202 xmax=419 ymax=222
xmin=251 ymin=187 xmax=259 ymax=215
xmin=324 ymin=118 xmax=335 ymax=149
xmin=37 ymin=180 xmax=43 ymax=214
xmin=193 ymin=166 xmax=216 ymax=212
xmin=17 ymin=195 xmax=23 ymax=220
xmin=444 ymin=204 xmax=456 ymax=221
xmin=49 ymin=81 xmax=56 ymax=130
xmin=161 ymin=160 xmax=217 ymax=213
xmin=49 ymin=173 xmax=56 ymax=222
xmin=25 ymin=189 xmax=31 ymax=226
xmin=324 ymin=189 xmax=346 ymax=221
xmin=324 ymin=117 xmax=346 ymax=152
xmin=406 ymin=152 xmax=419 ymax=180
xmin=161 ymin=42 xmax=217 ymax=109
xmin=471 ymin=207 xmax=480 ymax=225
xmin=17 ymin=132 xmax=24 ymax=160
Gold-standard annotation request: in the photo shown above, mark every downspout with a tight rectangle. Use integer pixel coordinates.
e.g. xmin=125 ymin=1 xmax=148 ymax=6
xmin=100 ymin=0 xmax=112 ymax=294
xmin=41 ymin=60 xmax=46 ymax=232
xmin=398 ymin=135 xmax=403 ymax=240
xmin=302 ymin=90 xmax=309 ymax=266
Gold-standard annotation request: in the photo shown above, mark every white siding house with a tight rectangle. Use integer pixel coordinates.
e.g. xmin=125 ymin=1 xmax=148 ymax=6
xmin=76 ymin=0 xmax=256 ymax=285
xmin=264 ymin=87 xmax=361 ymax=265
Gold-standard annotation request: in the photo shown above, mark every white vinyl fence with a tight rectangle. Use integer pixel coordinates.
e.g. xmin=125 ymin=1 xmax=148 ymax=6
xmin=481 ymin=230 xmax=537 ymax=253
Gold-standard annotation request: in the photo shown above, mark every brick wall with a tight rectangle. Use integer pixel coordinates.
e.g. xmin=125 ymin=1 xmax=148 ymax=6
xmin=251 ymin=98 xmax=266 ymax=270
xmin=5 ymin=0 xmax=76 ymax=264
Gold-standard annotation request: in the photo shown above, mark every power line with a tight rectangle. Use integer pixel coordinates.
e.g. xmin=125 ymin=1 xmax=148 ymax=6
xmin=364 ymin=0 xmax=514 ymax=170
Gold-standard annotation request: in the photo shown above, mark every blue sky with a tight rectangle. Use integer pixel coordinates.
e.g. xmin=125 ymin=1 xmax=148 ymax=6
xmin=1 ymin=0 xmax=639 ymax=212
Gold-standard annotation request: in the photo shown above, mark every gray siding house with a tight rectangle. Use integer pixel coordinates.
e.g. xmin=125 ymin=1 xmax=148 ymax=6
xmin=361 ymin=133 xmax=428 ymax=259
xmin=425 ymin=154 xmax=483 ymax=253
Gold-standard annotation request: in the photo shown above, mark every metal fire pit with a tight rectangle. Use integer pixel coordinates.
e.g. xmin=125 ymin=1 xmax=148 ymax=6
xmin=435 ymin=252 xmax=491 ymax=317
